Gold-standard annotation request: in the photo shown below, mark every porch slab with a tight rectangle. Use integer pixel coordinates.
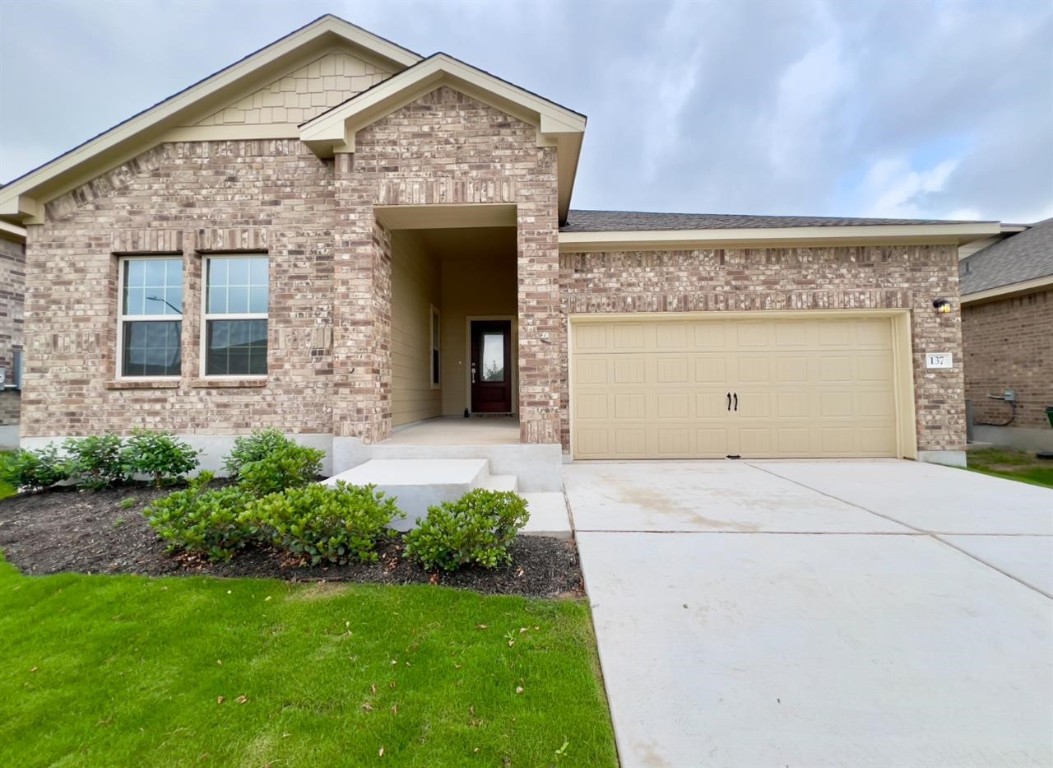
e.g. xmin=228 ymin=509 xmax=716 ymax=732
xmin=383 ymin=417 xmax=520 ymax=446
xmin=324 ymin=458 xmax=490 ymax=528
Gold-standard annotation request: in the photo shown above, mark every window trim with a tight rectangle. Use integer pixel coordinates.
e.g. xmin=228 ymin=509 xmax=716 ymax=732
xmin=116 ymin=255 xmax=183 ymax=380
xmin=430 ymin=304 xmax=441 ymax=390
xmin=200 ymin=254 xmax=269 ymax=380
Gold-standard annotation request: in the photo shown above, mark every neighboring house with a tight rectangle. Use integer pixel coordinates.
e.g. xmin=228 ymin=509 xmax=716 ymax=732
xmin=960 ymin=217 xmax=1053 ymax=452
xmin=0 ymin=15 xmax=1000 ymax=481
xmin=0 ymin=218 xmax=26 ymax=450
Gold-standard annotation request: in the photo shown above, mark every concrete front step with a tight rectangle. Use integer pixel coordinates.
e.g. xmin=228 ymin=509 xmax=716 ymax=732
xmin=325 ymin=458 xmax=490 ymax=529
xmin=481 ymin=474 xmax=518 ymax=492
xmin=520 ymin=492 xmax=573 ymax=539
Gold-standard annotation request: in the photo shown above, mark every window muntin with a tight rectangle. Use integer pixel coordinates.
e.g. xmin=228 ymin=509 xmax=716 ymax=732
xmin=204 ymin=255 xmax=268 ymax=376
xmin=119 ymin=257 xmax=182 ymax=377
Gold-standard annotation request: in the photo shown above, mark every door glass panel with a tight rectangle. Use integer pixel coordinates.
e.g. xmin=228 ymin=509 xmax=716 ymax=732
xmin=481 ymin=333 xmax=505 ymax=382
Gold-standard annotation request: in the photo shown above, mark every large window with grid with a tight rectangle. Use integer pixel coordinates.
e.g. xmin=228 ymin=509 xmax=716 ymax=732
xmin=204 ymin=255 xmax=268 ymax=376
xmin=119 ymin=257 xmax=183 ymax=377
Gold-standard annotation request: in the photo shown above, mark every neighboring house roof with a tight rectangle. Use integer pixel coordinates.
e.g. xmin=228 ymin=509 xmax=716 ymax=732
xmin=960 ymin=217 xmax=1053 ymax=301
xmin=558 ymin=209 xmax=1000 ymax=252
xmin=561 ymin=209 xmax=971 ymax=232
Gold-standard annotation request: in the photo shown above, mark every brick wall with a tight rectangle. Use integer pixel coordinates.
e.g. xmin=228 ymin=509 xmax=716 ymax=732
xmin=0 ymin=235 xmax=24 ymax=427
xmin=559 ymin=245 xmax=966 ymax=453
xmin=962 ymin=288 xmax=1053 ymax=429
xmin=22 ymin=86 xmax=561 ymax=445
xmin=23 ymin=140 xmax=338 ymax=438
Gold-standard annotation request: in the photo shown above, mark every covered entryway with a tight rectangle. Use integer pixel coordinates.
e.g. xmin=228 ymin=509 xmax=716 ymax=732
xmin=570 ymin=312 xmax=915 ymax=459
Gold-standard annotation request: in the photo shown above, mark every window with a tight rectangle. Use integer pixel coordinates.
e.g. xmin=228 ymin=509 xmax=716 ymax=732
xmin=204 ymin=255 xmax=268 ymax=376
xmin=119 ymin=257 xmax=182 ymax=377
xmin=430 ymin=305 xmax=441 ymax=388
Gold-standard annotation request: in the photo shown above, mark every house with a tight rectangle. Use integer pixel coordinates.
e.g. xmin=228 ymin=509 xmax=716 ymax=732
xmin=0 ymin=217 xmax=25 ymax=450
xmin=960 ymin=217 xmax=1053 ymax=452
xmin=0 ymin=15 xmax=1001 ymax=486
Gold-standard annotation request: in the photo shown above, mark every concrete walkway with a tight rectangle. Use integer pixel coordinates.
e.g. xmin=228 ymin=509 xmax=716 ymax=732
xmin=568 ymin=460 xmax=1053 ymax=768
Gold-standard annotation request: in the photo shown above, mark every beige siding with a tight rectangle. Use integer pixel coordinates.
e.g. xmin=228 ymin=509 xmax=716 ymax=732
xmin=194 ymin=51 xmax=392 ymax=127
xmin=391 ymin=231 xmax=442 ymax=427
xmin=439 ymin=251 xmax=517 ymax=416
xmin=571 ymin=315 xmax=901 ymax=459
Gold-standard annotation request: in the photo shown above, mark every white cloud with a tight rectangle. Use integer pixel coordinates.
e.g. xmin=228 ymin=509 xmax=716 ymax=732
xmin=861 ymin=157 xmax=960 ymax=219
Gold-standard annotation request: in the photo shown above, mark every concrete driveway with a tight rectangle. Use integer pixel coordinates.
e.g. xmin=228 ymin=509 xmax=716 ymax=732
xmin=567 ymin=460 xmax=1053 ymax=768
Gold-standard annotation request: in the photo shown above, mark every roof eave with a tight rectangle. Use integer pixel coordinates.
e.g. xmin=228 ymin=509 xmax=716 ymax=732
xmin=557 ymin=222 xmax=1002 ymax=252
xmin=961 ymin=274 xmax=1053 ymax=305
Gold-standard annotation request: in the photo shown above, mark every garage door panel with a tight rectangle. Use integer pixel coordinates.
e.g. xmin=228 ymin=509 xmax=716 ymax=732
xmin=571 ymin=316 xmax=899 ymax=460
xmin=656 ymin=358 xmax=690 ymax=383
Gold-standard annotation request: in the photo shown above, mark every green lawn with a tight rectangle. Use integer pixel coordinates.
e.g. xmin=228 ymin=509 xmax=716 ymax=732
xmin=966 ymin=447 xmax=1053 ymax=489
xmin=0 ymin=557 xmax=617 ymax=767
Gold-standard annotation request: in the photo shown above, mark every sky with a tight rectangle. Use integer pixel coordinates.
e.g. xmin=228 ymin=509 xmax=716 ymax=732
xmin=1 ymin=0 xmax=1051 ymax=224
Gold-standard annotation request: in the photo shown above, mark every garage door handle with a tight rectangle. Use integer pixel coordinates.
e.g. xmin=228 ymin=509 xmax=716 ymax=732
xmin=733 ymin=393 xmax=738 ymax=412
xmin=727 ymin=392 xmax=732 ymax=412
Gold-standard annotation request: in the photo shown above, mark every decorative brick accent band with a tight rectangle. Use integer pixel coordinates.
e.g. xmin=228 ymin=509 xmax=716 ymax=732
xmin=195 ymin=227 xmax=269 ymax=253
xmin=111 ymin=229 xmax=183 ymax=255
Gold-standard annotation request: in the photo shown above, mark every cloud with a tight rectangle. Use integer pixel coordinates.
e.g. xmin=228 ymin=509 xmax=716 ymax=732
xmin=0 ymin=0 xmax=1049 ymax=222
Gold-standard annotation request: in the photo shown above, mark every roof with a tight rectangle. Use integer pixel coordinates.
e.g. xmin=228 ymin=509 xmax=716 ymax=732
xmin=960 ymin=217 xmax=1053 ymax=297
xmin=561 ymin=209 xmax=977 ymax=232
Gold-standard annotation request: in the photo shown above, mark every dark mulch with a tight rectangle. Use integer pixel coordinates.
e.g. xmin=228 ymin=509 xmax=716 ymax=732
xmin=0 ymin=484 xmax=583 ymax=599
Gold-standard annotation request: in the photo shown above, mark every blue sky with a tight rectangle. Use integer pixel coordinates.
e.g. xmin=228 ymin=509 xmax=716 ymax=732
xmin=1 ymin=0 xmax=1050 ymax=223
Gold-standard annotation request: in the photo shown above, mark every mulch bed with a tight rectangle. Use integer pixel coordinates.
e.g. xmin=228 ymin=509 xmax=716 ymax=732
xmin=0 ymin=484 xmax=583 ymax=599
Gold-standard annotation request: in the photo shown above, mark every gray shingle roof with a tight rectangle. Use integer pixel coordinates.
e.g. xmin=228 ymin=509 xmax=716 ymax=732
xmin=560 ymin=209 xmax=975 ymax=232
xmin=960 ymin=218 xmax=1053 ymax=295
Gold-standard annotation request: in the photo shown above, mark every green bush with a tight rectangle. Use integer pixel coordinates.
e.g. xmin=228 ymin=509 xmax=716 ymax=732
xmin=0 ymin=445 xmax=72 ymax=491
xmin=122 ymin=430 xmax=200 ymax=488
xmin=143 ymin=472 xmax=254 ymax=562
xmin=404 ymin=489 xmax=530 ymax=572
xmin=236 ymin=443 xmax=325 ymax=498
xmin=245 ymin=482 xmax=403 ymax=565
xmin=64 ymin=434 xmax=128 ymax=490
xmin=223 ymin=429 xmax=295 ymax=478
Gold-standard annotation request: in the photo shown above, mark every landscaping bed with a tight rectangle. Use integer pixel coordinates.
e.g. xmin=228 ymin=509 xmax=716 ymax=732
xmin=0 ymin=484 xmax=583 ymax=598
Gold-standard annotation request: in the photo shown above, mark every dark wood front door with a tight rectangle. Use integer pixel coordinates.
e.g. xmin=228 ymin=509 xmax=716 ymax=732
xmin=470 ymin=320 xmax=513 ymax=413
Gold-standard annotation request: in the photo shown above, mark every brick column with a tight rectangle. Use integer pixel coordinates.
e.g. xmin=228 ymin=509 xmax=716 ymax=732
xmin=516 ymin=203 xmax=562 ymax=444
xmin=331 ymin=154 xmax=391 ymax=444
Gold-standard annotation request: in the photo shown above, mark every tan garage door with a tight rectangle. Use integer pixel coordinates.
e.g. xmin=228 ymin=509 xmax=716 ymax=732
xmin=571 ymin=316 xmax=900 ymax=459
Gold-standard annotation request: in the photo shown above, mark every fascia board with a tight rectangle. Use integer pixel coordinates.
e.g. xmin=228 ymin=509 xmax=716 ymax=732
xmin=961 ymin=275 xmax=1053 ymax=304
xmin=558 ymin=222 xmax=1003 ymax=252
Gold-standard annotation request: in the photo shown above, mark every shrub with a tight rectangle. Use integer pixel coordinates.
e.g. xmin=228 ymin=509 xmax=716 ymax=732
xmin=245 ymin=482 xmax=403 ymax=565
xmin=223 ymin=429 xmax=294 ymax=478
xmin=0 ymin=445 xmax=72 ymax=491
xmin=143 ymin=472 xmax=253 ymax=562
xmin=404 ymin=489 xmax=530 ymax=572
xmin=122 ymin=430 xmax=200 ymax=488
xmin=236 ymin=443 xmax=325 ymax=498
xmin=64 ymin=434 xmax=128 ymax=490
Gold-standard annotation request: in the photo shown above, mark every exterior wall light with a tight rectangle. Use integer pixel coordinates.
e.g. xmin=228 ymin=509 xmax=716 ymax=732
xmin=932 ymin=298 xmax=953 ymax=314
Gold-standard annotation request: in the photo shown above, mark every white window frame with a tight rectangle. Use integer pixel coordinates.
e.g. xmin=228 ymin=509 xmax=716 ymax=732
xmin=430 ymin=304 xmax=441 ymax=390
xmin=201 ymin=254 xmax=269 ymax=379
xmin=116 ymin=256 xmax=183 ymax=380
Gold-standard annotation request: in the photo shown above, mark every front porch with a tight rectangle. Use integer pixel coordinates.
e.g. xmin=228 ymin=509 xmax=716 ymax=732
xmin=384 ymin=416 xmax=520 ymax=446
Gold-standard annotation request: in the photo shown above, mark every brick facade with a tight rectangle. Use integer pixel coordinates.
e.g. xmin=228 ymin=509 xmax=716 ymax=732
xmin=962 ymin=288 xmax=1053 ymax=429
xmin=21 ymin=87 xmax=560 ymax=446
xmin=559 ymin=245 xmax=966 ymax=453
xmin=0 ymin=235 xmax=24 ymax=428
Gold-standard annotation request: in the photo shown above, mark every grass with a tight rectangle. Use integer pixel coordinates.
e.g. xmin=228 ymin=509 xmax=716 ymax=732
xmin=966 ymin=447 xmax=1053 ymax=489
xmin=0 ymin=557 xmax=617 ymax=767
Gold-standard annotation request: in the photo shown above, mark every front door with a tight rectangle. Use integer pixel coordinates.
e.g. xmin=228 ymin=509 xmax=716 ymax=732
xmin=470 ymin=320 xmax=513 ymax=413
